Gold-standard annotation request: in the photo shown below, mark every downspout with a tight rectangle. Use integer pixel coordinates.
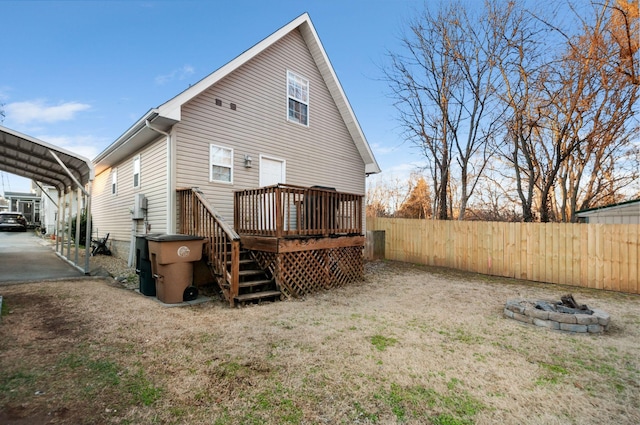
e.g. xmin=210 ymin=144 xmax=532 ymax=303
xmin=145 ymin=120 xmax=175 ymax=233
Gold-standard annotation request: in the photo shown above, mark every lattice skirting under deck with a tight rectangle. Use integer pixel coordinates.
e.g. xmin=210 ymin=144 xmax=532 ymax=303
xmin=252 ymin=246 xmax=364 ymax=298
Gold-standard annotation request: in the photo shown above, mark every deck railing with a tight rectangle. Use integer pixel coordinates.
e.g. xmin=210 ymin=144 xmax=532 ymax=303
xmin=177 ymin=187 xmax=240 ymax=305
xmin=234 ymin=184 xmax=363 ymax=238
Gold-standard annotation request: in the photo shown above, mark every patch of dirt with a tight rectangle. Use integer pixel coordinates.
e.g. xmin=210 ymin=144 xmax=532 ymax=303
xmin=0 ymin=260 xmax=639 ymax=424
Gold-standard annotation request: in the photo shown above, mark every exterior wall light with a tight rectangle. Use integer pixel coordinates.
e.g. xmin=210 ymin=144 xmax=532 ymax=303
xmin=244 ymin=155 xmax=253 ymax=168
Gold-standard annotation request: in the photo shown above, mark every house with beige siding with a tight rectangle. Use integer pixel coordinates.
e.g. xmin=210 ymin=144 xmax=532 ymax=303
xmin=92 ymin=13 xmax=380 ymax=305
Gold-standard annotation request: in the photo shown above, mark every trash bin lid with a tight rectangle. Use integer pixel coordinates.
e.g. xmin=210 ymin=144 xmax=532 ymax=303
xmin=145 ymin=234 xmax=205 ymax=242
xmin=136 ymin=233 xmax=162 ymax=239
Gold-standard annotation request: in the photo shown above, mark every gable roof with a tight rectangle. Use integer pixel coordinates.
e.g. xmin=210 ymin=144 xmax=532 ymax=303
xmin=94 ymin=13 xmax=380 ymax=176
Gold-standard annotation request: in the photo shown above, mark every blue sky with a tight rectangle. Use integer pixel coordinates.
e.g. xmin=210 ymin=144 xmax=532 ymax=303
xmin=0 ymin=0 xmax=426 ymax=194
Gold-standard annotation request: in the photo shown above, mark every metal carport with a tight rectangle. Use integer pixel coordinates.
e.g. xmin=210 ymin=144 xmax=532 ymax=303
xmin=0 ymin=124 xmax=95 ymax=274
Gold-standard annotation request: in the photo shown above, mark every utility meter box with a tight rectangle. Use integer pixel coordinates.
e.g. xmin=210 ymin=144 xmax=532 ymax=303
xmin=132 ymin=194 xmax=147 ymax=220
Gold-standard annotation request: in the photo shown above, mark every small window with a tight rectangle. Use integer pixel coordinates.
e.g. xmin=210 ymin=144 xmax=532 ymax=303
xmin=111 ymin=168 xmax=118 ymax=195
xmin=133 ymin=155 xmax=141 ymax=188
xmin=210 ymin=144 xmax=233 ymax=183
xmin=287 ymin=70 xmax=309 ymax=126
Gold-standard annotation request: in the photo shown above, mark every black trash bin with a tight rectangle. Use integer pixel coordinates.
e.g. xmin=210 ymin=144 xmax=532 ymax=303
xmin=135 ymin=233 xmax=160 ymax=296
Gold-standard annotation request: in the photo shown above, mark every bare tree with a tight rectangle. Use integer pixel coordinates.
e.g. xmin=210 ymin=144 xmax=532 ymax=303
xmin=557 ymin=0 xmax=640 ymax=220
xmin=366 ymin=178 xmax=391 ymax=218
xmin=496 ymin=2 xmax=548 ymax=221
xmin=471 ymin=165 xmax=525 ymax=221
xmin=385 ymin=4 xmax=455 ymax=219
xmin=385 ymin=0 xmax=638 ymax=222
xmin=498 ymin=0 xmax=639 ymax=222
xmin=608 ymin=0 xmax=639 ymax=85
xmin=536 ymin=0 xmax=639 ymax=221
xmin=385 ymin=0 xmax=509 ymax=220
xmin=366 ymin=176 xmax=414 ymax=217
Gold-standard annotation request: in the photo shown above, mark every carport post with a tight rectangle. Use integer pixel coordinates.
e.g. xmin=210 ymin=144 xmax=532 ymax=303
xmin=74 ymin=187 xmax=81 ymax=266
xmin=56 ymin=191 xmax=64 ymax=253
xmin=84 ymin=183 xmax=92 ymax=275
xmin=48 ymin=149 xmax=94 ymax=274
xmin=66 ymin=189 xmax=73 ymax=259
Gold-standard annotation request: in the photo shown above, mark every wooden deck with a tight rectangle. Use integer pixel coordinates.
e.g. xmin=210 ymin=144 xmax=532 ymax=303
xmin=234 ymin=184 xmax=363 ymax=238
xmin=178 ymin=185 xmax=365 ymax=306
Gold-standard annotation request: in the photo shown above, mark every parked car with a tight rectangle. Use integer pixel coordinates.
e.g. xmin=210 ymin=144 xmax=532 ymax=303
xmin=0 ymin=212 xmax=28 ymax=232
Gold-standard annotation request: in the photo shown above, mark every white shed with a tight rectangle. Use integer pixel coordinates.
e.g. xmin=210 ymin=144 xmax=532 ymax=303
xmin=576 ymin=199 xmax=640 ymax=224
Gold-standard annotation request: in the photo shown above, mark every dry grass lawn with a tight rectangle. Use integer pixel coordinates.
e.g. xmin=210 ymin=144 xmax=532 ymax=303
xmin=1 ymin=260 xmax=639 ymax=425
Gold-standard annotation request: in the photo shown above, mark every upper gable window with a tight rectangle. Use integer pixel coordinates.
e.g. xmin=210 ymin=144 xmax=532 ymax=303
xmin=287 ymin=70 xmax=309 ymax=126
xmin=133 ymin=155 xmax=141 ymax=188
xmin=210 ymin=144 xmax=233 ymax=183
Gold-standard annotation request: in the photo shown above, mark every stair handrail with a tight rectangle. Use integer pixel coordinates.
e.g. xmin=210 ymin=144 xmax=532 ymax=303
xmin=177 ymin=187 xmax=240 ymax=306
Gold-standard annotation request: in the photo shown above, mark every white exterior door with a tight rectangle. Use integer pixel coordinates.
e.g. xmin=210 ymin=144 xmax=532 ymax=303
xmin=259 ymin=156 xmax=286 ymax=187
xmin=259 ymin=156 xmax=286 ymax=231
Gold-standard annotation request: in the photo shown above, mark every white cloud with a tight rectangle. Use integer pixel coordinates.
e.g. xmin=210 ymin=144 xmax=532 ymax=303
xmin=371 ymin=143 xmax=400 ymax=155
xmin=368 ymin=160 xmax=430 ymax=187
xmin=155 ymin=65 xmax=195 ymax=85
xmin=385 ymin=162 xmax=424 ymax=174
xmin=0 ymin=86 xmax=11 ymax=102
xmin=36 ymin=134 xmax=104 ymax=160
xmin=6 ymin=100 xmax=90 ymax=124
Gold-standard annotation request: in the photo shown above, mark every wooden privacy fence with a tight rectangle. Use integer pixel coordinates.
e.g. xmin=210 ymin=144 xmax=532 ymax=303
xmin=367 ymin=217 xmax=640 ymax=295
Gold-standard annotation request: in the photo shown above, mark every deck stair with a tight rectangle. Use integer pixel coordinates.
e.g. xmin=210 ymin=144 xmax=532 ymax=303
xmin=178 ymin=187 xmax=281 ymax=307
xmin=227 ymin=249 xmax=281 ymax=304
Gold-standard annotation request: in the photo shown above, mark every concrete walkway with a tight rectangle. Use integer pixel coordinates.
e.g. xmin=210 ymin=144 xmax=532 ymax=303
xmin=0 ymin=231 xmax=83 ymax=285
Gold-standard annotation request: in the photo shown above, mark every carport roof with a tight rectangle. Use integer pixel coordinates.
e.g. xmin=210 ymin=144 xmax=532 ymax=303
xmin=0 ymin=125 xmax=94 ymax=193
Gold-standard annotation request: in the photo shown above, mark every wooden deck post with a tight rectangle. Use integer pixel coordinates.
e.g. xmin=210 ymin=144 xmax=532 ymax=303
xmin=275 ymin=185 xmax=283 ymax=238
xmin=229 ymin=240 xmax=240 ymax=307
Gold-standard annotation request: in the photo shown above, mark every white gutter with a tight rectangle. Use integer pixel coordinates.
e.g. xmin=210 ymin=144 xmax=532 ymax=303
xmin=145 ymin=119 xmax=175 ymax=233
xmin=95 ymin=110 xmax=159 ymax=164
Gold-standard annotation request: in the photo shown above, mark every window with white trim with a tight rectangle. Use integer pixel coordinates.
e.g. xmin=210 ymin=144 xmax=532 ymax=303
xmin=111 ymin=168 xmax=117 ymax=195
xmin=287 ymin=70 xmax=309 ymax=126
xmin=210 ymin=144 xmax=233 ymax=183
xmin=133 ymin=155 xmax=141 ymax=188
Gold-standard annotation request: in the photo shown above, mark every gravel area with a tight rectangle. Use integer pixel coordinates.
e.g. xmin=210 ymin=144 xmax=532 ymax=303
xmin=54 ymin=240 xmax=139 ymax=290
xmin=89 ymin=253 xmax=138 ymax=289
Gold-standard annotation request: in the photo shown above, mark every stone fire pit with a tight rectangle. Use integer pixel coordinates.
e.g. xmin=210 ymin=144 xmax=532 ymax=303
xmin=504 ymin=294 xmax=610 ymax=333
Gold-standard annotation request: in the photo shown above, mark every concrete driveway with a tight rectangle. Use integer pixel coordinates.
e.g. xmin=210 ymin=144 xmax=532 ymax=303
xmin=0 ymin=231 xmax=83 ymax=284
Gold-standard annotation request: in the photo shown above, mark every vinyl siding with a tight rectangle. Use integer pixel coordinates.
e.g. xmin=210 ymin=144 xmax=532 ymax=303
xmin=175 ymin=28 xmax=366 ymax=223
xmin=92 ymin=137 xmax=168 ymax=249
xmin=578 ymin=203 xmax=640 ymax=224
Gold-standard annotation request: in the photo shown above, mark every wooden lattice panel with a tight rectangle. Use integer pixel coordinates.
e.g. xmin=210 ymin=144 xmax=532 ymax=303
xmin=273 ymin=246 xmax=364 ymax=298
xmin=251 ymin=250 xmax=278 ymax=278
